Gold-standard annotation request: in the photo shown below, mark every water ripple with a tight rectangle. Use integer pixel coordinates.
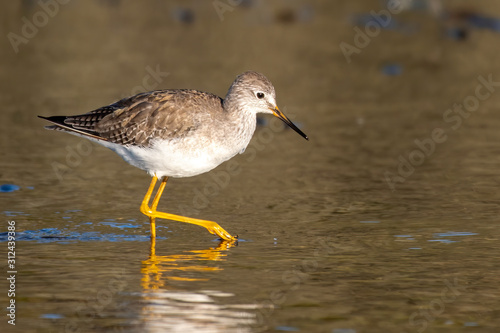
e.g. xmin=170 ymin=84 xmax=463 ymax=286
xmin=0 ymin=227 xmax=153 ymax=243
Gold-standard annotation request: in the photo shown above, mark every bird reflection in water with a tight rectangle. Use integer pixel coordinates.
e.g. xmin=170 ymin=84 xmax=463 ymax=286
xmin=141 ymin=237 xmax=236 ymax=289
xmin=139 ymin=239 xmax=257 ymax=332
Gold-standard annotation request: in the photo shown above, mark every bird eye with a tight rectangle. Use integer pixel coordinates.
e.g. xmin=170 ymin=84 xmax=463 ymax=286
xmin=256 ymin=92 xmax=265 ymax=99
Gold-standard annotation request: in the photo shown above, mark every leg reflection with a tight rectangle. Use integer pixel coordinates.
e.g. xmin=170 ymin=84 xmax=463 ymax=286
xmin=141 ymin=237 xmax=237 ymax=290
xmin=139 ymin=238 xmax=257 ymax=331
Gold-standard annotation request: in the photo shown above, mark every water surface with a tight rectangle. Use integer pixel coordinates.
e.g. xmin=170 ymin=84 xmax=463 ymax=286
xmin=2 ymin=1 xmax=500 ymax=332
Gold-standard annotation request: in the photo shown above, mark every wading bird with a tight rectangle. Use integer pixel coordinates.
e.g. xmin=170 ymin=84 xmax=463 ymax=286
xmin=39 ymin=71 xmax=308 ymax=241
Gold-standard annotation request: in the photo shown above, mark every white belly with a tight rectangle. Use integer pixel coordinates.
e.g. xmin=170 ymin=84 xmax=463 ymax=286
xmin=100 ymin=137 xmax=242 ymax=178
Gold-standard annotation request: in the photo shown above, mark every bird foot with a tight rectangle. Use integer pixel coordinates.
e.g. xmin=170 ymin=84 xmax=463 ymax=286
xmin=141 ymin=203 xmax=236 ymax=241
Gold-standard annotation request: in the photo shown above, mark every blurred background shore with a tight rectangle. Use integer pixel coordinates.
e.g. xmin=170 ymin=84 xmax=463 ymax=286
xmin=2 ymin=1 xmax=500 ymax=332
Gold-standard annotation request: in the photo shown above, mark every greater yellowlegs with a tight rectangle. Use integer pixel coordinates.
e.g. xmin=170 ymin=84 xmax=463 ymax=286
xmin=39 ymin=71 xmax=308 ymax=241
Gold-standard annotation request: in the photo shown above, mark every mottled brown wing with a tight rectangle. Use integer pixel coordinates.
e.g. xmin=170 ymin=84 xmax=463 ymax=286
xmin=40 ymin=90 xmax=224 ymax=146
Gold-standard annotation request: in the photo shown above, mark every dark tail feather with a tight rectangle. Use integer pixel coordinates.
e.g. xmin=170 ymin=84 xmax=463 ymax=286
xmin=38 ymin=115 xmax=105 ymax=141
xmin=38 ymin=115 xmax=67 ymax=128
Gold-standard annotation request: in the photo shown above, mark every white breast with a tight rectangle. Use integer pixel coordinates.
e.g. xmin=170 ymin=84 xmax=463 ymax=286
xmin=99 ymin=136 xmax=243 ymax=178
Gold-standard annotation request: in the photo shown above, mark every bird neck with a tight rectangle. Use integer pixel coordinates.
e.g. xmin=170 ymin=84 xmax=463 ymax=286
xmin=223 ymin=87 xmax=255 ymax=123
xmin=222 ymin=85 xmax=244 ymax=112
xmin=222 ymin=92 xmax=257 ymax=151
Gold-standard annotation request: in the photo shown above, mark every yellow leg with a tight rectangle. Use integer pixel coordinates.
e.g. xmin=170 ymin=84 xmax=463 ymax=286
xmin=140 ymin=176 xmax=158 ymax=239
xmin=140 ymin=176 xmax=237 ymax=241
xmin=146 ymin=176 xmax=166 ymax=240
xmin=151 ymin=176 xmax=167 ymax=211
xmin=149 ymin=231 xmax=156 ymax=257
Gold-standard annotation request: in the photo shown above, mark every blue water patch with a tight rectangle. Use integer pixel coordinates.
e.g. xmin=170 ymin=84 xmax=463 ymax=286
xmin=351 ymin=14 xmax=417 ymax=34
xmin=433 ymin=231 xmax=478 ymax=237
xmin=100 ymin=221 xmax=141 ymax=229
xmin=40 ymin=313 xmax=64 ymax=319
xmin=3 ymin=211 xmax=29 ymax=217
xmin=276 ymin=326 xmax=299 ymax=332
xmin=428 ymin=239 xmax=457 ymax=244
xmin=99 ymin=233 xmax=151 ymax=242
xmin=444 ymin=13 xmax=500 ymax=40
xmin=382 ymin=64 xmax=403 ymax=76
xmin=0 ymin=227 xmax=153 ymax=243
xmin=395 ymin=235 xmax=415 ymax=241
xmin=427 ymin=231 xmax=477 ymax=244
xmin=332 ymin=329 xmax=357 ymax=333
xmin=0 ymin=184 xmax=20 ymax=192
xmin=467 ymin=14 xmax=500 ymax=32
xmin=464 ymin=322 xmax=479 ymax=327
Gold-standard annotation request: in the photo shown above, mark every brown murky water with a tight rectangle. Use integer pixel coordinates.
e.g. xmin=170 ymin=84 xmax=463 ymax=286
xmin=2 ymin=1 xmax=500 ymax=332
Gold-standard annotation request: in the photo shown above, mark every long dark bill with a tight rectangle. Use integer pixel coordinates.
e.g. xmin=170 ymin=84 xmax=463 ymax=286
xmin=271 ymin=106 xmax=309 ymax=141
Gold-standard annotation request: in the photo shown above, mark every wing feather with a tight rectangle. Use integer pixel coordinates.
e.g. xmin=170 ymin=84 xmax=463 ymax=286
xmin=39 ymin=90 xmax=224 ymax=146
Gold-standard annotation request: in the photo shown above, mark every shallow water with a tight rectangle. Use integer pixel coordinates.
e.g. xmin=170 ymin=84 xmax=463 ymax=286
xmin=2 ymin=1 xmax=500 ymax=332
